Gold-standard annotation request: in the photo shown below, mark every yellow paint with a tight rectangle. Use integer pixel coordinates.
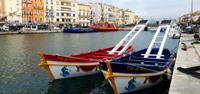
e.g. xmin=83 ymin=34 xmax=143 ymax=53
xmin=127 ymin=66 xmax=145 ymax=71
xmin=105 ymin=60 xmax=118 ymax=94
xmin=40 ymin=62 xmax=99 ymax=66
xmin=32 ymin=0 xmax=45 ymax=23
xmin=102 ymin=68 xmax=167 ymax=77
xmin=38 ymin=52 xmax=56 ymax=80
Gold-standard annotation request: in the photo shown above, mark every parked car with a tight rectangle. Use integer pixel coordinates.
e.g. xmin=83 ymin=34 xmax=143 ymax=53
xmin=23 ymin=24 xmax=38 ymax=31
xmin=0 ymin=25 xmax=9 ymax=31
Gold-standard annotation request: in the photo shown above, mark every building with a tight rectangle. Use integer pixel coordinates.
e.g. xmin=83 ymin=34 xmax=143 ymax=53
xmin=0 ymin=1 xmax=5 ymax=18
xmin=22 ymin=0 xmax=33 ymax=24
xmin=1 ymin=0 xmax=22 ymax=23
xmin=89 ymin=3 xmax=139 ymax=26
xmin=107 ymin=6 xmax=121 ymax=25
xmin=179 ymin=10 xmax=200 ymax=24
xmin=89 ymin=3 xmax=102 ymax=24
xmin=55 ymin=0 xmax=78 ymax=27
xmin=45 ymin=0 xmax=57 ymax=23
xmin=32 ymin=0 xmax=45 ymax=24
xmin=122 ymin=10 xmax=138 ymax=25
xmin=78 ymin=3 xmax=91 ymax=27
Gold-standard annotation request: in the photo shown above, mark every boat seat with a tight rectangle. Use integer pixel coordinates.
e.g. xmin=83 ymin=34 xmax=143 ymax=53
xmin=141 ymin=54 xmax=164 ymax=57
xmin=121 ymin=62 xmax=168 ymax=72
xmin=129 ymin=55 xmax=168 ymax=62
xmin=127 ymin=59 xmax=170 ymax=66
xmin=107 ymin=51 xmax=120 ymax=53
xmin=125 ymin=56 xmax=170 ymax=66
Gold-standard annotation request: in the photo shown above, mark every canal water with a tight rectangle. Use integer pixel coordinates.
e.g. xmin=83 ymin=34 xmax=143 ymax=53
xmin=0 ymin=31 xmax=179 ymax=94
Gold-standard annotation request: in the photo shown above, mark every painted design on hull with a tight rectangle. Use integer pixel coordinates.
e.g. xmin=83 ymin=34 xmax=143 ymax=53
xmin=125 ymin=78 xmax=136 ymax=91
xmin=61 ymin=66 xmax=69 ymax=77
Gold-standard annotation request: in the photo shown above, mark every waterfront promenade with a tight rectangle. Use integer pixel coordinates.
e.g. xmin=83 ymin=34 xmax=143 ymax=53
xmin=169 ymin=34 xmax=200 ymax=94
xmin=0 ymin=30 xmax=62 ymax=35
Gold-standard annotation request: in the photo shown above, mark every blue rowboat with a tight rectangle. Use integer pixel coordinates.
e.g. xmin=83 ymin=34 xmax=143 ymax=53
xmin=100 ymin=48 xmax=173 ymax=93
xmin=63 ymin=28 xmax=98 ymax=33
xmin=100 ymin=20 xmax=174 ymax=94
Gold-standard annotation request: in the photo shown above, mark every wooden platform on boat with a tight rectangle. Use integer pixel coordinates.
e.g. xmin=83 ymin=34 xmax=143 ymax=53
xmin=169 ymin=34 xmax=200 ymax=94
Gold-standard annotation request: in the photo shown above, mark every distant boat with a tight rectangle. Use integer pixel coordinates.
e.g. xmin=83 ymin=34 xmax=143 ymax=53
xmin=63 ymin=28 xmax=98 ymax=33
xmin=168 ymin=23 xmax=181 ymax=39
xmin=90 ymin=21 xmax=118 ymax=32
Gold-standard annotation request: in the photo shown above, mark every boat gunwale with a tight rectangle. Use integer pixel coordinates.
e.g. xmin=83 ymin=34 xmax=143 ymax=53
xmin=101 ymin=68 xmax=168 ymax=77
xmin=39 ymin=60 xmax=100 ymax=66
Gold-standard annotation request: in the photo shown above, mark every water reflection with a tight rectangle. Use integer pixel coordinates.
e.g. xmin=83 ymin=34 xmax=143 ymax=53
xmin=47 ymin=72 xmax=113 ymax=94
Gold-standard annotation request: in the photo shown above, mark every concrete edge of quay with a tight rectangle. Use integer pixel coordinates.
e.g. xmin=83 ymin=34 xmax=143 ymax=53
xmin=169 ymin=34 xmax=200 ymax=94
xmin=0 ymin=30 xmax=63 ymax=35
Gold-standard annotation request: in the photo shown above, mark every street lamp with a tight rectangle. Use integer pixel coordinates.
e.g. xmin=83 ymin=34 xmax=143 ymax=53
xmin=190 ymin=0 xmax=193 ymax=25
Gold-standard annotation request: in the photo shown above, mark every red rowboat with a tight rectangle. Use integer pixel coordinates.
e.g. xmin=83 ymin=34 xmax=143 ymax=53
xmin=39 ymin=46 xmax=133 ymax=80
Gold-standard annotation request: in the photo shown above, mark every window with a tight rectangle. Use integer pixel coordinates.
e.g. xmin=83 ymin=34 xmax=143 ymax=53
xmin=57 ymin=18 xmax=59 ymax=22
xmin=61 ymin=2 xmax=64 ymax=5
xmin=40 ymin=18 xmax=42 ymax=21
xmin=57 ymin=13 xmax=59 ymax=16
xmin=67 ymin=13 xmax=71 ymax=16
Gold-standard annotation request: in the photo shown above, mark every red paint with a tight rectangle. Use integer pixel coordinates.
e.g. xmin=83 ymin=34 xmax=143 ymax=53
xmin=42 ymin=46 xmax=133 ymax=63
xmin=22 ymin=0 xmax=33 ymax=24
xmin=42 ymin=46 xmax=133 ymax=72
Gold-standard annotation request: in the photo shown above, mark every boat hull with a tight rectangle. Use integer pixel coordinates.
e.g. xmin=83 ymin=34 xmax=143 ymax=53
xmin=63 ymin=28 xmax=98 ymax=33
xmin=47 ymin=61 xmax=100 ymax=79
xmin=102 ymin=71 xmax=162 ymax=93
xmin=99 ymin=48 xmax=173 ymax=93
xmin=95 ymin=28 xmax=118 ymax=32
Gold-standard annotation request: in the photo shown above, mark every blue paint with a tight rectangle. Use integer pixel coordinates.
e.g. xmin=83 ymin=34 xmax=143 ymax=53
xmin=61 ymin=66 xmax=69 ymax=77
xmin=125 ymin=78 xmax=136 ymax=91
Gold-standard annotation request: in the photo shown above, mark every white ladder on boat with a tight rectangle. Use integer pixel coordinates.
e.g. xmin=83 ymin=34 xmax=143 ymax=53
xmin=144 ymin=20 xmax=171 ymax=59
xmin=109 ymin=20 xmax=149 ymax=55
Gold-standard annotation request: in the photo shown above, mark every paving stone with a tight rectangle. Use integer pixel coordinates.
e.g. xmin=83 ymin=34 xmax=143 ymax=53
xmin=169 ymin=34 xmax=200 ymax=94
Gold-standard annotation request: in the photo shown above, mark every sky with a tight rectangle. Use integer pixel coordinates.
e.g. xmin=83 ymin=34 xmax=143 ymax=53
xmin=78 ymin=0 xmax=200 ymax=20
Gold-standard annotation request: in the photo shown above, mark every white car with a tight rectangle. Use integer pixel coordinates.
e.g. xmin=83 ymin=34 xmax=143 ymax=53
xmin=0 ymin=25 xmax=9 ymax=31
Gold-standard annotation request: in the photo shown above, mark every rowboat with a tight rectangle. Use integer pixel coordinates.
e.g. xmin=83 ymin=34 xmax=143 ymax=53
xmin=39 ymin=46 xmax=133 ymax=80
xmin=39 ymin=20 xmax=148 ymax=80
xmin=100 ymin=20 xmax=174 ymax=93
xmin=100 ymin=48 xmax=173 ymax=93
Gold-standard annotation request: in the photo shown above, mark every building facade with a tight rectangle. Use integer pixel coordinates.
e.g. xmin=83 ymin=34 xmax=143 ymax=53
xmin=89 ymin=3 xmax=139 ymax=26
xmin=32 ymin=0 xmax=45 ymax=24
xmin=1 ymin=1 xmax=139 ymax=25
xmin=122 ymin=10 xmax=138 ymax=25
xmin=45 ymin=0 xmax=57 ymax=23
xmin=89 ymin=3 xmax=102 ymax=24
xmin=0 ymin=0 xmax=5 ymax=18
xmin=22 ymin=0 xmax=33 ymax=24
xmin=55 ymin=0 xmax=78 ymax=27
xmin=78 ymin=3 xmax=91 ymax=27
xmin=179 ymin=10 xmax=200 ymax=24
xmin=2 ymin=0 xmax=22 ymax=23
